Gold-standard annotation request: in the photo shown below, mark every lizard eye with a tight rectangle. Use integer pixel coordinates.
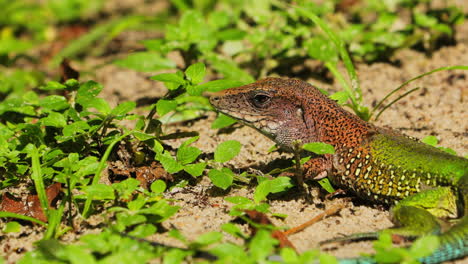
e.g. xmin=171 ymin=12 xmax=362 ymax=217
xmin=251 ymin=93 xmax=271 ymax=108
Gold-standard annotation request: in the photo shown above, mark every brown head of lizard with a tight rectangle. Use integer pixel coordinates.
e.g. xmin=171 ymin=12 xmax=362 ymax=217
xmin=210 ymin=77 xmax=373 ymax=151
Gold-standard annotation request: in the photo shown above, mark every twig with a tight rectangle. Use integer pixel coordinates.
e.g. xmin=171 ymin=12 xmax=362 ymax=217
xmin=284 ymin=202 xmax=345 ymax=236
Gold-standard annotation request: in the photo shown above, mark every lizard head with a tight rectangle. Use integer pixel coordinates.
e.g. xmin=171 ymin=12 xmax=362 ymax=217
xmin=210 ymin=77 xmax=315 ymax=150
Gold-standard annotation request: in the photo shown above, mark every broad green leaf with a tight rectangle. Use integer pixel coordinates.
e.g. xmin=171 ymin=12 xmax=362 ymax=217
xmin=129 ymin=224 xmax=157 ymax=238
xmin=183 ymin=163 xmax=206 ymax=177
xmin=317 ymin=178 xmax=335 ymax=193
xmin=163 ymin=249 xmax=191 ymax=264
xmin=61 ymin=121 xmax=91 ymax=138
xmin=84 ymin=184 xmax=115 ymax=200
xmin=114 ymin=52 xmax=176 ymax=72
xmin=214 ymin=140 xmax=241 ymax=163
xmin=77 ymin=81 xmax=103 ymax=98
xmin=208 ymin=168 xmax=234 ymax=190
xmin=151 ymin=73 xmax=185 ymax=86
xmin=39 ymin=81 xmax=66 ymax=91
xmin=156 ymin=99 xmax=178 ymax=117
xmin=127 ymin=196 xmax=147 ymax=211
xmin=196 ymin=79 xmax=244 ymax=93
xmin=156 ymin=151 xmax=184 ymax=173
xmin=250 ymin=230 xmax=278 ymax=261
xmin=192 ymin=231 xmax=223 ymax=247
xmin=306 ymin=37 xmax=338 ymax=63
xmin=179 ymin=10 xmax=205 ymax=42
xmin=422 ymin=136 xmax=438 ymax=146
xmin=224 ymin=196 xmax=252 ymax=205
xmin=410 ymin=235 xmax=439 ymax=258
xmin=211 ymin=114 xmax=237 ymax=129
xmin=41 ymin=112 xmax=67 ymax=128
xmin=221 ymin=223 xmax=247 ymax=239
xmin=40 ymin=95 xmax=70 ymax=111
xmin=254 ymin=177 xmax=293 ymax=203
xmin=112 ymin=178 xmax=140 ymax=200
xmin=302 ymin=142 xmax=335 ymax=155
xmin=177 ymin=146 xmax=201 ymax=165
xmin=319 ymin=254 xmax=339 ymax=264
xmin=133 ymin=131 xmax=156 ymax=141
xmin=185 ymin=62 xmax=206 ymax=84
xmin=151 ymin=180 xmax=167 ymax=194
xmin=3 ymin=221 xmax=21 ymax=233
xmin=111 ymin=101 xmax=136 ymax=116
xmin=329 ymin=91 xmax=350 ymax=105
xmin=76 ymin=81 xmax=111 ymax=114
xmin=209 ymin=243 xmax=246 ymax=260
xmin=280 ymin=247 xmax=299 ymax=262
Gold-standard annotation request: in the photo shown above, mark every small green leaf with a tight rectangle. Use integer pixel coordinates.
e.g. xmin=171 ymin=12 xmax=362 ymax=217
xmin=280 ymin=247 xmax=299 ymax=262
xmin=40 ymin=95 xmax=70 ymax=111
xmin=129 ymin=224 xmax=157 ymax=238
xmin=306 ymin=37 xmax=338 ymax=63
xmin=196 ymin=79 xmax=244 ymax=93
xmin=177 ymin=146 xmax=201 ymax=165
xmin=211 ymin=114 xmax=237 ymax=129
xmin=84 ymin=184 xmax=115 ymax=200
xmin=422 ymin=136 xmax=438 ymax=146
xmin=183 ymin=163 xmax=206 ymax=177
xmin=114 ymin=52 xmax=176 ymax=72
xmin=254 ymin=177 xmax=293 ymax=203
xmin=209 ymin=243 xmax=246 ymax=260
xmin=192 ymin=231 xmax=223 ymax=248
xmin=151 ymin=73 xmax=185 ymax=86
xmin=156 ymin=99 xmax=178 ymax=117
xmin=410 ymin=235 xmax=439 ymax=258
xmin=250 ymin=229 xmax=278 ymax=261
xmin=112 ymin=178 xmax=140 ymax=200
xmin=317 ymin=178 xmax=335 ymax=193
xmin=111 ymin=101 xmax=136 ymax=116
xmin=41 ymin=112 xmax=67 ymax=128
xmin=133 ymin=131 xmax=156 ymax=141
xmin=127 ymin=196 xmax=147 ymax=211
xmin=319 ymin=253 xmax=339 ymax=264
xmin=224 ymin=196 xmax=252 ymax=204
xmin=163 ymin=249 xmax=191 ymax=264
xmin=329 ymin=91 xmax=350 ymax=105
xmin=156 ymin=151 xmax=184 ymax=173
xmin=302 ymin=142 xmax=335 ymax=155
xmin=3 ymin=221 xmax=21 ymax=233
xmin=214 ymin=140 xmax=241 ymax=163
xmin=221 ymin=223 xmax=247 ymax=239
xmin=208 ymin=168 xmax=234 ymax=190
xmin=40 ymin=81 xmax=66 ymax=90
xmin=151 ymin=180 xmax=167 ymax=194
xmin=185 ymin=62 xmax=206 ymax=84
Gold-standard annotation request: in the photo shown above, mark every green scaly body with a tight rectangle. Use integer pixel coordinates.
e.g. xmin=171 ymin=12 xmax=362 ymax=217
xmin=330 ymin=132 xmax=467 ymax=206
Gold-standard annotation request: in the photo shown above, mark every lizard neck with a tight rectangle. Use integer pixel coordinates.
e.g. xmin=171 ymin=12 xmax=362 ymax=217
xmin=300 ymin=92 xmax=374 ymax=149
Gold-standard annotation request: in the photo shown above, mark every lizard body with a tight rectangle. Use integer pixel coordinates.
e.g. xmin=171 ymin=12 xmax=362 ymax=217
xmin=209 ymin=77 xmax=468 ymax=263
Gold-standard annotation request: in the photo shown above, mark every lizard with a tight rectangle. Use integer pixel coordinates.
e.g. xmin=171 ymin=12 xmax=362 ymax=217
xmin=209 ymin=77 xmax=468 ymax=264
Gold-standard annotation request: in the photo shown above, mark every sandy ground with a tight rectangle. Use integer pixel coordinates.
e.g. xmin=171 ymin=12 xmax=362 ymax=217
xmin=1 ymin=3 xmax=467 ymax=263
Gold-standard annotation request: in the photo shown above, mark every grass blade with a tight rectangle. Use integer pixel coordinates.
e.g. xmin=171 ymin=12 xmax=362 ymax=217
xmin=82 ymin=131 xmax=133 ymax=218
xmin=296 ymin=6 xmax=362 ymax=106
xmin=371 ymin=65 xmax=468 ymax=120
xmin=0 ymin=212 xmax=47 ymax=226
xmin=30 ymin=145 xmax=49 ymax=221
xmin=374 ymin=87 xmax=420 ymax=121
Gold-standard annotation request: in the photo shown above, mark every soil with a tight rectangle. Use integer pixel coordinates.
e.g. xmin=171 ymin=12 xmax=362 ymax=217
xmin=1 ymin=1 xmax=467 ymax=263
